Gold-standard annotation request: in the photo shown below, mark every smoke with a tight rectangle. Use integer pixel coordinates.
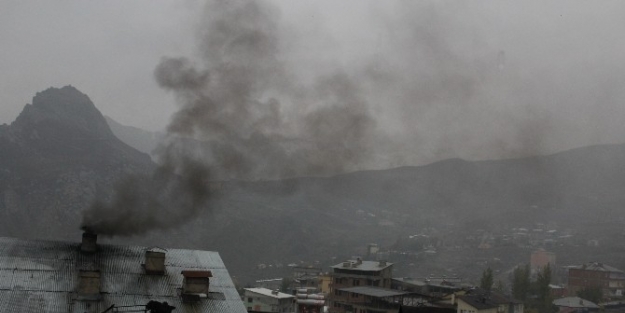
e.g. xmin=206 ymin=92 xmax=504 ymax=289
xmin=82 ymin=0 xmax=620 ymax=236
xmin=81 ymin=0 xmax=380 ymax=236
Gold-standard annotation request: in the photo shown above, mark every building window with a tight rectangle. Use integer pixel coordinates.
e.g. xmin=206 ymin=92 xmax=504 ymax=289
xmin=248 ymin=297 xmax=253 ymax=302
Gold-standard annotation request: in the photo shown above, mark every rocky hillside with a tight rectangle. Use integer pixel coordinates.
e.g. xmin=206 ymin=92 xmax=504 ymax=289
xmin=2 ymin=86 xmax=625 ymax=284
xmin=0 ymin=86 xmax=153 ymax=239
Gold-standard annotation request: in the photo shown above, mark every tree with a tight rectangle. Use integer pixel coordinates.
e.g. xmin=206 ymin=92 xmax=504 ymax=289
xmin=480 ymin=267 xmax=494 ymax=291
xmin=512 ymin=264 xmax=531 ymax=302
xmin=577 ymin=286 xmax=603 ymax=304
xmin=535 ymin=263 xmax=554 ymax=313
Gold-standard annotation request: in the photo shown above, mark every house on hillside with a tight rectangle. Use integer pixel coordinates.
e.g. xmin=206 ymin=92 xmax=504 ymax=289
xmin=552 ymin=296 xmax=599 ymax=313
xmin=0 ymin=234 xmax=246 ymax=312
xmin=456 ymin=289 xmax=523 ymax=313
xmin=567 ymin=262 xmax=625 ymax=299
xmin=244 ymin=287 xmax=295 ymax=313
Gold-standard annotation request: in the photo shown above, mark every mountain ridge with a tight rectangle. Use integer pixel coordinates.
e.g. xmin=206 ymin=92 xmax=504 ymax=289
xmin=2 ymin=86 xmax=625 ymax=284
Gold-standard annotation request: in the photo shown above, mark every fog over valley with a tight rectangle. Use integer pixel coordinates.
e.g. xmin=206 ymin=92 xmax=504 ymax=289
xmin=1 ymin=1 xmax=625 ymax=312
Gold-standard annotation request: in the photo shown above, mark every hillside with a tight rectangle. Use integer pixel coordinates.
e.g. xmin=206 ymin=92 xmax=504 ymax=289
xmin=0 ymin=86 xmax=153 ymax=239
xmin=2 ymin=86 xmax=625 ymax=284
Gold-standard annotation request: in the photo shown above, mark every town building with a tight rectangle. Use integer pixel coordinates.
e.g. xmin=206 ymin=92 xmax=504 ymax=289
xmin=392 ymin=277 xmax=461 ymax=297
xmin=295 ymin=288 xmax=326 ymax=313
xmin=552 ymin=296 xmax=599 ymax=313
xmin=0 ymin=234 xmax=246 ymax=312
xmin=567 ymin=262 xmax=625 ymax=299
xmin=329 ymin=258 xmax=394 ymax=313
xmin=244 ymin=287 xmax=295 ymax=313
xmin=456 ymin=289 xmax=523 ymax=313
xmin=530 ymin=249 xmax=556 ymax=276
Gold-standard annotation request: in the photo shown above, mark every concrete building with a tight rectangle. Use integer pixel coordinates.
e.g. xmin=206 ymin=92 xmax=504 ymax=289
xmin=295 ymin=288 xmax=326 ymax=313
xmin=329 ymin=259 xmax=395 ymax=313
xmin=567 ymin=262 xmax=625 ymax=299
xmin=530 ymin=249 xmax=556 ymax=276
xmin=244 ymin=287 xmax=295 ymax=313
xmin=0 ymin=235 xmax=246 ymax=312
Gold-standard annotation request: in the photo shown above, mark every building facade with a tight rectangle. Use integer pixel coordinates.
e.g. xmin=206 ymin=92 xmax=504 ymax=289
xmin=329 ymin=259 xmax=394 ymax=313
xmin=244 ymin=287 xmax=295 ymax=313
xmin=567 ymin=262 xmax=625 ymax=299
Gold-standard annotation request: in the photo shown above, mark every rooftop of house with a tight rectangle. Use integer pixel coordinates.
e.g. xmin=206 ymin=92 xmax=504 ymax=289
xmin=338 ymin=286 xmax=409 ymax=298
xmin=553 ymin=297 xmax=599 ymax=309
xmin=245 ymin=287 xmax=295 ymax=299
xmin=458 ymin=288 xmax=522 ymax=310
xmin=331 ymin=259 xmax=393 ymax=271
xmin=570 ymin=262 xmax=624 ymax=273
xmin=0 ymin=236 xmax=246 ymax=313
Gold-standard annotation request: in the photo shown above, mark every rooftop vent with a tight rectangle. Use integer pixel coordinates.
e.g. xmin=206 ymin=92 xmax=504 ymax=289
xmin=81 ymin=232 xmax=97 ymax=253
xmin=343 ymin=262 xmax=351 ymax=268
xmin=378 ymin=260 xmax=387 ymax=267
xmin=272 ymin=290 xmax=280 ymax=295
xmin=77 ymin=269 xmax=101 ymax=301
xmin=181 ymin=270 xmax=212 ymax=303
xmin=356 ymin=257 xmax=362 ymax=265
xmin=144 ymin=249 xmax=166 ymax=275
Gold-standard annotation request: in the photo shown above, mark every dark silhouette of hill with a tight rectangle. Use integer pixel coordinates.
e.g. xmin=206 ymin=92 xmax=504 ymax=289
xmin=0 ymin=86 xmax=153 ymax=239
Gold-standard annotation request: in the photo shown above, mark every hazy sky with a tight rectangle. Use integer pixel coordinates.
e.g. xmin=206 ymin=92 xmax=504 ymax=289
xmin=2 ymin=0 xmax=625 ymax=167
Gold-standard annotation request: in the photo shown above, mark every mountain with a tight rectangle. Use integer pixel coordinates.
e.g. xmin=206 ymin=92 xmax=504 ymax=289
xmin=0 ymin=86 xmax=153 ymax=239
xmin=2 ymin=86 xmax=625 ymax=285
xmin=104 ymin=116 xmax=164 ymax=157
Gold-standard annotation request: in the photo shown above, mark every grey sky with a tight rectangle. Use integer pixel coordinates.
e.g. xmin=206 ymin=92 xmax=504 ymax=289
xmin=2 ymin=1 xmax=625 ymax=168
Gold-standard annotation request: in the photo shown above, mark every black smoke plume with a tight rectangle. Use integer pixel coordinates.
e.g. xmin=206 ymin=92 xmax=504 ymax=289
xmin=81 ymin=0 xmax=379 ymax=236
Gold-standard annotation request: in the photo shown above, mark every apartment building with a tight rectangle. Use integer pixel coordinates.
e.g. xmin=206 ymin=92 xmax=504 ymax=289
xmin=568 ymin=262 xmax=625 ymax=299
xmin=329 ymin=258 xmax=395 ymax=313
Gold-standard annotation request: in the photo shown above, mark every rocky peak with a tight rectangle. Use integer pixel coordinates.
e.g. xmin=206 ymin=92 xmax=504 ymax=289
xmin=12 ymin=85 xmax=114 ymax=140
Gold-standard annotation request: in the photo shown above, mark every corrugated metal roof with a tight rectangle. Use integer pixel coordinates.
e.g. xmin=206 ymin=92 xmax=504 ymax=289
xmin=331 ymin=260 xmax=393 ymax=271
xmin=553 ymin=297 xmax=599 ymax=309
xmin=245 ymin=288 xmax=294 ymax=299
xmin=338 ymin=286 xmax=408 ymax=298
xmin=0 ymin=237 xmax=247 ymax=313
xmin=570 ymin=262 xmax=624 ymax=273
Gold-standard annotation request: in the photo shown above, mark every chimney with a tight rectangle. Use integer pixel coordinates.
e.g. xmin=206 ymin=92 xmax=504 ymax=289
xmin=356 ymin=257 xmax=362 ymax=265
xmin=144 ymin=249 xmax=166 ymax=275
xmin=181 ymin=270 xmax=212 ymax=302
xmin=81 ymin=232 xmax=97 ymax=253
xmin=78 ymin=269 xmax=101 ymax=300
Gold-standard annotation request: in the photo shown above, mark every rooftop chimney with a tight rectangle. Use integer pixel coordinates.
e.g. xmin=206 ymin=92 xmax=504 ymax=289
xmin=77 ymin=269 xmax=101 ymax=300
xmin=81 ymin=232 xmax=97 ymax=253
xmin=181 ymin=270 xmax=212 ymax=302
xmin=144 ymin=249 xmax=166 ymax=275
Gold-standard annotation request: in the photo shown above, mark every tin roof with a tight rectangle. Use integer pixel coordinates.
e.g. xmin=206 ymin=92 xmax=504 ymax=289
xmin=245 ymin=288 xmax=295 ymax=299
xmin=0 ymin=236 xmax=246 ymax=313
xmin=570 ymin=262 xmax=624 ymax=273
xmin=553 ymin=297 xmax=599 ymax=309
xmin=331 ymin=260 xmax=393 ymax=271
xmin=182 ymin=270 xmax=213 ymax=278
xmin=338 ymin=286 xmax=408 ymax=298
